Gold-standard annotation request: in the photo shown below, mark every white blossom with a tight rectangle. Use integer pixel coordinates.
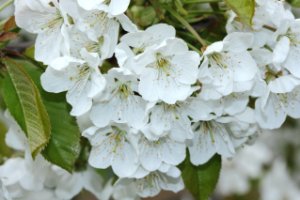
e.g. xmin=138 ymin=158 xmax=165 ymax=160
xmin=199 ymin=32 xmax=258 ymax=99
xmin=83 ymin=123 xmax=139 ymax=178
xmin=272 ymin=20 xmax=300 ymax=79
xmin=136 ymin=38 xmax=200 ymax=103
xmin=90 ymin=68 xmax=147 ymax=130
xmin=77 ymin=0 xmax=130 ymax=16
xmin=255 ymin=86 xmax=300 ymax=129
xmin=115 ymin=166 xmax=184 ymax=198
xmin=143 ymin=101 xmax=193 ymax=142
xmin=41 ymin=50 xmax=106 ymax=116
xmin=14 ymin=0 xmax=71 ymax=64
xmin=134 ymin=134 xmax=186 ymax=172
xmin=115 ymin=23 xmax=176 ymax=72
xmin=261 ymin=160 xmax=300 ymax=200
xmin=188 ymin=108 xmax=257 ymax=165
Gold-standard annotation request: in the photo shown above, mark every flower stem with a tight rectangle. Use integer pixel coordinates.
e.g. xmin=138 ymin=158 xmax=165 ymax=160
xmin=0 ymin=0 xmax=13 ymax=12
xmin=183 ymin=0 xmax=222 ymax=4
xmin=165 ymin=7 xmax=207 ymax=46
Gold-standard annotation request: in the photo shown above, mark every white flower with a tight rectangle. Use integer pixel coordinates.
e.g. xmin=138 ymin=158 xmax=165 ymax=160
xmin=50 ymin=166 xmax=108 ymax=200
xmin=111 ymin=179 xmax=140 ymax=200
xmin=115 ymin=166 xmax=184 ymax=198
xmin=226 ymin=0 xmax=294 ymax=48
xmin=136 ymin=38 xmax=200 ymax=103
xmin=4 ymin=110 xmax=28 ymax=152
xmin=0 ymin=178 xmax=11 ymax=200
xmin=254 ymin=0 xmax=294 ymax=29
xmin=200 ymin=32 xmax=258 ymax=99
xmin=261 ymin=159 xmax=300 ymax=200
xmin=63 ymin=0 xmax=136 ymax=42
xmin=116 ymin=23 xmax=176 ymax=71
xmin=14 ymin=0 xmax=70 ymax=64
xmin=135 ymin=134 xmax=186 ymax=172
xmin=41 ymin=50 xmax=106 ymax=116
xmin=255 ymin=86 xmax=300 ymax=129
xmin=77 ymin=0 xmax=130 ymax=16
xmin=90 ymin=68 xmax=147 ymax=130
xmin=186 ymin=96 xmax=223 ymax=121
xmin=83 ymin=123 xmax=139 ymax=178
xmin=65 ymin=26 xmax=118 ymax=61
xmin=188 ymin=108 xmax=257 ymax=165
xmin=0 ymin=156 xmax=53 ymax=196
xmin=217 ymin=141 xmax=272 ymax=196
xmin=187 ymin=93 xmax=249 ymax=121
xmin=61 ymin=0 xmax=121 ymax=43
xmin=0 ymin=157 xmax=108 ymax=200
xmin=272 ymin=20 xmax=300 ymax=79
xmin=143 ymin=101 xmax=193 ymax=142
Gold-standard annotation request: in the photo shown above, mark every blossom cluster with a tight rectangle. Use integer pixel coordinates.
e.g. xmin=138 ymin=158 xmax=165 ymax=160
xmin=217 ymin=123 xmax=300 ymax=200
xmin=1 ymin=0 xmax=300 ymax=199
xmin=0 ymin=111 xmax=133 ymax=200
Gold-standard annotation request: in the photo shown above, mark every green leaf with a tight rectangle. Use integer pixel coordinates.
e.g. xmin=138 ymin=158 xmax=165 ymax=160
xmin=225 ymin=0 xmax=255 ymax=26
xmin=0 ymin=120 xmax=12 ymax=164
xmin=17 ymin=59 xmax=81 ymax=172
xmin=181 ymin=154 xmax=222 ymax=200
xmin=2 ymin=58 xmax=51 ymax=157
xmin=24 ymin=46 xmax=35 ymax=60
xmin=288 ymin=0 xmax=300 ymax=7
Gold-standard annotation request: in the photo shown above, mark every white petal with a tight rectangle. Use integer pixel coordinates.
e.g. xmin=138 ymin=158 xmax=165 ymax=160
xmin=188 ymin=124 xmax=216 ymax=165
xmin=229 ymin=52 xmax=258 ymax=82
xmin=14 ymin=0 xmax=56 ymax=33
xmin=223 ymin=32 xmax=254 ymax=52
xmin=35 ymin=29 xmax=65 ymax=64
xmin=160 ymin=140 xmax=186 ymax=166
xmin=77 ymin=0 xmax=101 ymax=10
xmin=204 ymin=42 xmax=224 ymax=56
xmin=171 ymin=52 xmax=200 ymax=85
xmin=273 ymin=36 xmax=290 ymax=64
xmin=117 ymin=14 xmax=138 ymax=33
xmin=255 ymin=94 xmax=287 ymax=129
xmin=88 ymin=137 xmax=112 ymax=169
xmin=139 ymin=141 xmax=162 ymax=172
xmin=214 ymin=123 xmax=235 ymax=157
xmin=269 ymin=75 xmax=300 ymax=93
xmin=286 ymin=87 xmax=300 ymax=118
xmin=109 ymin=0 xmax=130 ymax=16
xmin=41 ymin=67 xmax=73 ymax=93
xmin=284 ymin=46 xmax=300 ymax=78
xmin=112 ymin=142 xmax=139 ymax=177
xmin=88 ymin=72 xmax=106 ymax=98
xmin=49 ymin=56 xmax=83 ymax=71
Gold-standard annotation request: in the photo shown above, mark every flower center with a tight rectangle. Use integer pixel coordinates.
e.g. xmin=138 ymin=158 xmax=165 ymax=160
xmin=42 ymin=10 xmax=63 ymax=31
xmin=109 ymin=126 xmax=127 ymax=153
xmin=210 ymin=53 xmax=227 ymax=68
xmin=69 ymin=64 xmax=91 ymax=82
xmin=85 ymin=37 xmax=104 ymax=53
xmin=201 ymin=122 xmax=216 ymax=144
xmin=103 ymin=0 xmax=111 ymax=5
xmin=155 ymin=53 xmax=171 ymax=76
xmin=265 ymin=66 xmax=283 ymax=83
xmin=117 ymin=84 xmax=132 ymax=99
xmin=285 ymin=29 xmax=300 ymax=46
xmin=88 ymin=11 xmax=109 ymax=34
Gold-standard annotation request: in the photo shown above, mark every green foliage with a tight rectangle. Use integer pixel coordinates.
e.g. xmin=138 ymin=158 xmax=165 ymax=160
xmin=225 ymin=0 xmax=255 ymax=26
xmin=129 ymin=5 xmax=158 ymax=27
xmin=19 ymin=59 xmax=81 ymax=172
xmin=2 ymin=58 xmax=80 ymax=172
xmin=288 ymin=0 xmax=300 ymax=7
xmin=2 ymin=58 xmax=51 ymax=158
xmin=0 ymin=120 xmax=12 ymax=164
xmin=181 ymin=154 xmax=222 ymax=200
